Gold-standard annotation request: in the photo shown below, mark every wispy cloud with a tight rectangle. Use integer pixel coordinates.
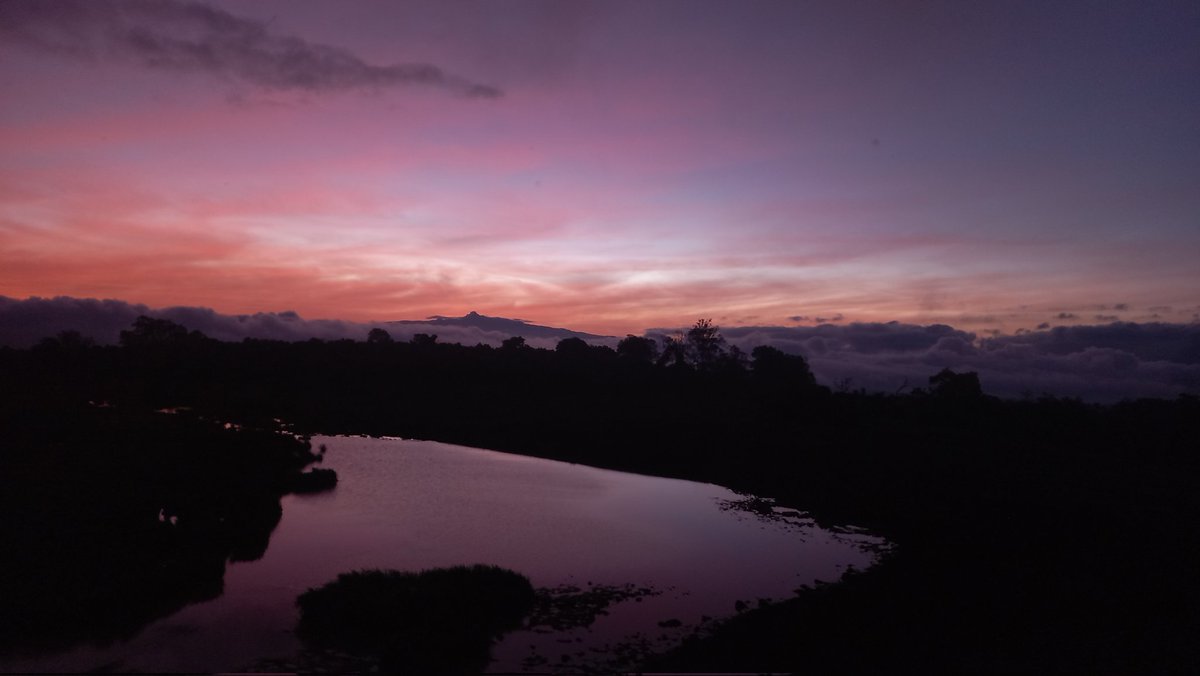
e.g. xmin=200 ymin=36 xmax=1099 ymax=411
xmin=0 ymin=0 xmax=501 ymax=98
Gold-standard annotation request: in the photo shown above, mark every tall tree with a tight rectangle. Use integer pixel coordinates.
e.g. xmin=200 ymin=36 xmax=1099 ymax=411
xmin=685 ymin=319 xmax=726 ymax=368
xmin=367 ymin=328 xmax=394 ymax=344
xmin=616 ymin=335 xmax=658 ymax=363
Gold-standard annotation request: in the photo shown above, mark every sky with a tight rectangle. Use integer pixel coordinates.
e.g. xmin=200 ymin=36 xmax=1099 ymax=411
xmin=1 ymin=0 xmax=1198 ymax=336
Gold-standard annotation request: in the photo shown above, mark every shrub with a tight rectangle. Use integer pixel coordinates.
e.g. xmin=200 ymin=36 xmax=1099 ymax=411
xmin=296 ymin=565 xmax=535 ymax=674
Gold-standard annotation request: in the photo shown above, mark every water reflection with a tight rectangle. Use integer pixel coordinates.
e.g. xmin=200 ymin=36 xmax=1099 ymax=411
xmin=2 ymin=436 xmax=884 ymax=673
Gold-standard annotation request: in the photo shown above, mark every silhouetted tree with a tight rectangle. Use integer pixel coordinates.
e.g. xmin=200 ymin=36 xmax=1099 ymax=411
xmin=411 ymin=333 xmax=438 ymax=346
xmin=367 ymin=328 xmax=394 ymax=344
xmin=34 ymin=330 xmax=95 ymax=352
xmin=119 ymin=316 xmax=191 ymax=347
xmin=928 ymin=368 xmax=983 ymax=398
xmin=657 ymin=334 xmax=690 ymax=368
xmin=555 ymin=337 xmax=590 ymax=358
xmin=501 ymin=336 xmax=527 ymax=351
xmin=751 ymin=345 xmax=817 ymax=388
xmin=686 ymin=318 xmax=727 ymax=368
xmin=617 ymin=335 xmax=659 ymax=363
xmin=63 ymin=329 xmax=95 ymax=348
xmin=720 ymin=345 xmax=750 ymax=372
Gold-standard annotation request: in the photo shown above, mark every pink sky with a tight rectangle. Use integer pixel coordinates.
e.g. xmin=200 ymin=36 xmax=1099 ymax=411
xmin=1 ymin=1 xmax=1197 ymax=335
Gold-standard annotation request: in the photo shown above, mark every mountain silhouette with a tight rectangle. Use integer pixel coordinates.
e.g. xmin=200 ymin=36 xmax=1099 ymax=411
xmin=388 ymin=311 xmax=609 ymax=341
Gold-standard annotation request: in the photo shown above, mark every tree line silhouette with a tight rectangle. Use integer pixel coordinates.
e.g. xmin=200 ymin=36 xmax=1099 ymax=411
xmin=2 ymin=315 xmax=1198 ymax=672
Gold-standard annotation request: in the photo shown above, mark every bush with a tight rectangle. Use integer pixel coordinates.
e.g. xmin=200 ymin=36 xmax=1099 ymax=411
xmin=296 ymin=565 xmax=535 ymax=674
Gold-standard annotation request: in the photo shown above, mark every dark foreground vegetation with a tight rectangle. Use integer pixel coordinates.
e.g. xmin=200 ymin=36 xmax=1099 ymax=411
xmin=0 ymin=370 xmax=329 ymax=654
xmin=296 ymin=565 xmax=534 ymax=675
xmin=2 ymin=316 xmax=1199 ymax=673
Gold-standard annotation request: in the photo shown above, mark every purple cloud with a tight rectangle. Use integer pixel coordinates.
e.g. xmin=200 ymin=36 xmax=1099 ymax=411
xmin=703 ymin=321 xmax=1200 ymax=402
xmin=0 ymin=0 xmax=501 ymax=98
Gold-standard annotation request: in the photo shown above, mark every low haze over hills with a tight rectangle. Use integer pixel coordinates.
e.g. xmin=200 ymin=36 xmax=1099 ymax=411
xmin=0 ymin=297 xmax=606 ymax=349
xmin=3 ymin=296 xmax=1196 ymax=403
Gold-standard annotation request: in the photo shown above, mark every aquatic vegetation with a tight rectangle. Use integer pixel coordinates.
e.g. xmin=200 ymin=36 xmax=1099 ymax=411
xmin=526 ymin=583 xmax=661 ymax=632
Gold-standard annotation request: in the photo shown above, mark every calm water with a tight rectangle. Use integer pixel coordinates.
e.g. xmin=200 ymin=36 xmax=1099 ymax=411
xmin=4 ymin=436 xmax=882 ymax=673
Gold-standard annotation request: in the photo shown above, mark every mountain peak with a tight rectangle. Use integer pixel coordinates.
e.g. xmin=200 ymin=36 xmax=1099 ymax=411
xmin=393 ymin=311 xmax=606 ymax=340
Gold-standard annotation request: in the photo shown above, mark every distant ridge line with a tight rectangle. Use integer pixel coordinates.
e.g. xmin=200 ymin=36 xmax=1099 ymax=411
xmin=387 ymin=310 xmax=610 ymax=340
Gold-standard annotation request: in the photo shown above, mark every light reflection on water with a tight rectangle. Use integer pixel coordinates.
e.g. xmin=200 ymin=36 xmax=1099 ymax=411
xmin=4 ymin=436 xmax=883 ymax=673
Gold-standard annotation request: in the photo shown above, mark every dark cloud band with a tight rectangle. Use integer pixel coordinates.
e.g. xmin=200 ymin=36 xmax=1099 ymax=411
xmin=5 ymin=296 xmax=1197 ymax=403
xmin=659 ymin=321 xmax=1200 ymax=403
xmin=0 ymin=0 xmax=502 ymax=98
xmin=0 ymin=296 xmax=570 ymax=350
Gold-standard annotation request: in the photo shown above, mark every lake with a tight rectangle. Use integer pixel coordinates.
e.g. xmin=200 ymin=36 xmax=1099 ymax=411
xmin=2 ymin=435 xmax=883 ymax=673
